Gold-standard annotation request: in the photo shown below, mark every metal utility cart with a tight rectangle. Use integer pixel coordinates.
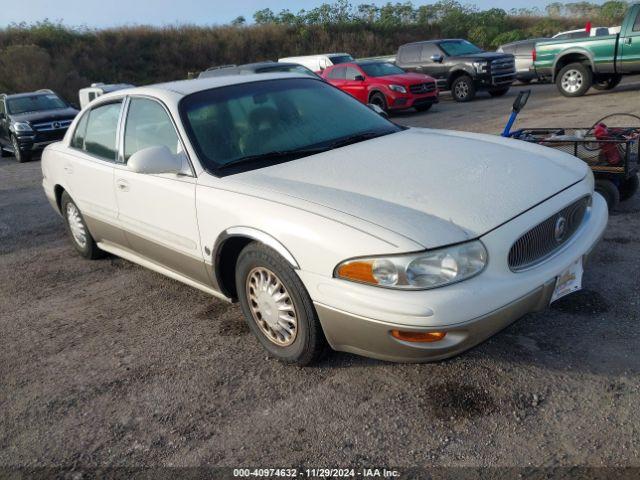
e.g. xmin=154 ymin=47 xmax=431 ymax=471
xmin=502 ymin=90 xmax=640 ymax=210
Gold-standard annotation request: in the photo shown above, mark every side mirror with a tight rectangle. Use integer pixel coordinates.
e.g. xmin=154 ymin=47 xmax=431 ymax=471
xmin=127 ymin=145 xmax=183 ymax=175
xmin=354 ymin=74 xmax=365 ymax=81
xmin=430 ymin=54 xmax=444 ymax=63
xmin=367 ymin=103 xmax=388 ymax=118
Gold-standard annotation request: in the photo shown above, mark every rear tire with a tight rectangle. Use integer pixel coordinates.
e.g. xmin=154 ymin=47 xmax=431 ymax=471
xmin=489 ymin=87 xmax=510 ymax=97
xmin=556 ymin=63 xmax=592 ymax=97
xmin=619 ymin=174 xmax=639 ymax=201
xmin=235 ymin=242 xmax=328 ymax=366
xmin=11 ymin=135 xmax=30 ymax=163
xmin=592 ymin=74 xmax=622 ymax=91
xmin=451 ymin=75 xmax=476 ymax=102
xmin=60 ymin=191 xmax=104 ymax=259
xmin=595 ymin=178 xmax=620 ymax=211
xmin=369 ymin=92 xmax=388 ymax=112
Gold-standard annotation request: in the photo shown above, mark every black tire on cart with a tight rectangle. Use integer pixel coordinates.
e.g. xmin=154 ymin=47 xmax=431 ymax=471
xmin=592 ymin=74 xmax=623 ymax=91
xmin=556 ymin=63 xmax=592 ymax=97
xmin=595 ymin=178 xmax=620 ymax=211
xmin=618 ymin=174 xmax=639 ymax=201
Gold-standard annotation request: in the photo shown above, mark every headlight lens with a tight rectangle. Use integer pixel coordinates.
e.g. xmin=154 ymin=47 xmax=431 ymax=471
xmin=389 ymin=84 xmax=407 ymax=93
xmin=472 ymin=61 xmax=488 ymax=73
xmin=335 ymin=240 xmax=487 ymax=290
xmin=12 ymin=122 xmax=33 ymax=132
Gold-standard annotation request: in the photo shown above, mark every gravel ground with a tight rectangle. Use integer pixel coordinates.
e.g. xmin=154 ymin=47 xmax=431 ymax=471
xmin=1 ymin=78 xmax=639 ymax=474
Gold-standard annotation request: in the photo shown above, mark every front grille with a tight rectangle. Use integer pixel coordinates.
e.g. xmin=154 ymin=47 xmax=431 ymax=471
xmin=508 ymin=196 xmax=590 ymax=271
xmin=409 ymin=82 xmax=436 ymax=94
xmin=490 ymin=58 xmax=515 ymax=75
xmin=32 ymin=119 xmax=73 ymax=131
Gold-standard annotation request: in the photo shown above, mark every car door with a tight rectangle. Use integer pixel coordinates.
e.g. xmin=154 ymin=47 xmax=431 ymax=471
xmin=0 ymin=99 xmax=9 ymax=148
xmin=113 ymin=96 xmax=210 ymax=286
xmin=619 ymin=7 xmax=640 ymax=73
xmin=62 ymin=100 xmax=126 ymax=246
xmin=419 ymin=43 xmax=449 ymax=85
xmin=343 ymin=66 xmax=368 ymax=103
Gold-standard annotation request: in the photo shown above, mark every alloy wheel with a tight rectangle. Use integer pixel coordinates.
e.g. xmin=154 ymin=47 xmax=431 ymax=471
xmin=561 ymin=69 xmax=583 ymax=94
xmin=454 ymin=81 xmax=469 ymax=99
xmin=66 ymin=202 xmax=88 ymax=249
xmin=246 ymin=267 xmax=298 ymax=346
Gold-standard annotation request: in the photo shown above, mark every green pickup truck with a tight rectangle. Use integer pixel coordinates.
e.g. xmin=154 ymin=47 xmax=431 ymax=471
xmin=534 ymin=3 xmax=640 ymax=96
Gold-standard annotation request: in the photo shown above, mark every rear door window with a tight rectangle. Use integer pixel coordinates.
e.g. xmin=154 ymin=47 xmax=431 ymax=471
xmin=399 ymin=44 xmax=422 ymax=63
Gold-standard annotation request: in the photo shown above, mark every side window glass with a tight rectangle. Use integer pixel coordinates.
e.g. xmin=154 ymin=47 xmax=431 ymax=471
xmin=420 ymin=44 xmax=440 ymax=61
xmin=346 ymin=67 xmax=361 ymax=80
xmin=400 ymin=44 xmax=421 ymax=63
xmin=634 ymin=12 xmax=640 ymax=32
xmin=124 ymin=98 xmax=179 ymax=161
xmin=71 ymin=111 xmax=90 ymax=149
xmin=84 ymin=102 xmax=122 ymax=161
xmin=328 ymin=66 xmax=346 ymax=79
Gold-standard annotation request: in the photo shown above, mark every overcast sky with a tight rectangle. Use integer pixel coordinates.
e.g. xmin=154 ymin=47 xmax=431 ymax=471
xmin=4 ymin=0 xmax=560 ymax=27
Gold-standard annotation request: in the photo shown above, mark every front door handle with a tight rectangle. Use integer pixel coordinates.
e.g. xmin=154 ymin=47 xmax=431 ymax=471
xmin=625 ymin=37 xmax=632 ymax=45
xmin=116 ymin=179 xmax=130 ymax=192
xmin=64 ymin=164 xmax=73 ymax=174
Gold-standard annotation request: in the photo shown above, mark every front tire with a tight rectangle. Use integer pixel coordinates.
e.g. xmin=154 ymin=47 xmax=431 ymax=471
xmin=415 ymin=103 xmax=433 ymax=112
xmin=11 ymin=135 xmax=30 ymax=163
xmin=489 ymin=87 xmax=510 ymax=97
xmin=592 ymin=74 xmax=622 ymax=91
xmin=236 ymin=243 xmax=327 ymax=366
xmin=451 ymin=75 xmax=476 ymax=102
xmin=595 ymin=178 xmax=620 ymax=211
xmin=556 ymin=63 xmax=592 ymax=97
xmin=369 ymin=92 xmax=388 ymax=112
xmin=60 ymin=191 xmax=104 ymax=259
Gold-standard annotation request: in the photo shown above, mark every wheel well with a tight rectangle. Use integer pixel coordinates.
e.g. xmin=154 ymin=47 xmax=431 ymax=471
xmin=368 ymin=89 xmax=385 ymax=102
xmin=447 ymin=70 xmax=471 ymax=89
xmin=554 ymin=54 xmax=591 ymax=77
xmin=54 ymin=185 xmax=65 ymax=212
xmin=215 ymin=236 xmax=254 ymax=301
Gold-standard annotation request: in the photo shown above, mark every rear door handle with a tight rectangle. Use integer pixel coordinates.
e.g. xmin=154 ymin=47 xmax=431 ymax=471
xmin=116 ymin=179 xmax=130 ymax=192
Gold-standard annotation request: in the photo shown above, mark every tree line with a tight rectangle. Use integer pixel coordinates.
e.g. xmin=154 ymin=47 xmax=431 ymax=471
xmin=0 ymin=0 xmax=631 ymax=103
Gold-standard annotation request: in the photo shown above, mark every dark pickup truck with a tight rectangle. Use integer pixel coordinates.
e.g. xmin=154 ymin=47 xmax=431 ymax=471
xmin=0 ymin=90 xmax=78 ymax=162
xmin=394 ymin=39 xmax=516 ymax=102
xmin=534 ymin=3 xmax=640 ymax=96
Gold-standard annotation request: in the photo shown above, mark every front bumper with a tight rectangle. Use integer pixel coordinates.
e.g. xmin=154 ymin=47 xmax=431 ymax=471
xmin=302 ymin=185 xmax=608 ymax=362
xmin=387 ymin=92 xmax=439 ymax=110
xmin=15 ymin=129 xmax=67 ymax=152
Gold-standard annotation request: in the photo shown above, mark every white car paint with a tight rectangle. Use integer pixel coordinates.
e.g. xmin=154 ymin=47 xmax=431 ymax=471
xmin=41 ymin=73 xmax=608 ymax=363
xmin=278 ymin=53 xmax=353 ymax=72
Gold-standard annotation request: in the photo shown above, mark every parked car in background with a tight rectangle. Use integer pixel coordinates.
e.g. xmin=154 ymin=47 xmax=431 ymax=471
xmin=0 ymin=90 xmax=78 ymax=162
xmin=322 ymin=60 xmax=438 ymax=112
xmin=278 ymin=53 xmax=354 ymax=73
xmin=199 ymin=61 xmax=320 ymax=79
xmin=42 ymin=73 xmax=607 ymax=365
xmin=79 ymin=83 xmax=133 ymax=109
xmin=395 ymin=39 xmax=515 ymax=102
xmin=535 ymin=3 xmax=640 ymax=96
xmin=497 ymin=38 xmax=549 ymax=83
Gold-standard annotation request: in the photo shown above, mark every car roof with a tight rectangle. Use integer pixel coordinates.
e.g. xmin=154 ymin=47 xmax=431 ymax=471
xmin=2 ymin=91 xmax=58 ymax=99
xmin=98 ymin=72 xmax=314 ymax=103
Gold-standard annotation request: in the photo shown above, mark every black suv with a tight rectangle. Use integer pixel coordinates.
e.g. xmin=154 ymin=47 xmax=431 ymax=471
xmin=395 ymin=39 xmax=516 ymax=102
xmin=0 ymin=90 xmax=78 ymax=162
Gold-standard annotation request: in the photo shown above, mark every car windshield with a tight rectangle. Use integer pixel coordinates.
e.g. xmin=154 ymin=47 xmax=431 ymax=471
xmin=6 ymin=93 xmax=67 ymax=114
xmin=180 ymin=78 xmax=400 ymax=175
xmin=360 ymin=62 xmax=405 ymax=77
xmin=438 ymin=40 xmax=483 ymax=56
xmin=328 ymin=55 xmax=354 ymax=65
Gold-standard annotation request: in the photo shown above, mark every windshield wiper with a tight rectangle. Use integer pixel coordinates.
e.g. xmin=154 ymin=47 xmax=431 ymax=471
xmin=326 ymin=130 xmax=390 ymax=149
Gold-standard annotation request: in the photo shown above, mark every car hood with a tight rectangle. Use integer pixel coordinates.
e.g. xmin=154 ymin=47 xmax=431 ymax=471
xmin=449 ymin=52 xmax=513 ymax=62
xmin=229 ymin=128 xmax=588 ymax=248
xmin=378 ymin=73 xmax=435 ymax=84
xmin=10 ymin=107 xmax=78 ymax=123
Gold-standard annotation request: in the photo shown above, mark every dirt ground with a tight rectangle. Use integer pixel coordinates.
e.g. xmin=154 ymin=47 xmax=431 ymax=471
xmin=1 ymin=77 xmax=640 ymax=475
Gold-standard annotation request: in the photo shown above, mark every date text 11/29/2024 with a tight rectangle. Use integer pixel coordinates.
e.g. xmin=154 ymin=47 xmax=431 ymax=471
xmin=232 ymin=468 xmax=401 ymax=478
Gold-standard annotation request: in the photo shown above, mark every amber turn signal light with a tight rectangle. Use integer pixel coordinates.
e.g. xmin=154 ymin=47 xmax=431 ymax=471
xmin=391 ymin=330 xmax=446 ymax=343
xmin=336 ymin=261 xmax=377 ymax=284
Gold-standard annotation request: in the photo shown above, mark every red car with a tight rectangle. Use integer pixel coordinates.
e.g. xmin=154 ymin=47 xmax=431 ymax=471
xmin=322 ymin=60 xmax=439 ymax=112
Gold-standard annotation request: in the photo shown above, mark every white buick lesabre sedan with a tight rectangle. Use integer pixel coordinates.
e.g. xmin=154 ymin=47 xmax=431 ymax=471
xmin=42 ymin=74 xmax=608 ymax=365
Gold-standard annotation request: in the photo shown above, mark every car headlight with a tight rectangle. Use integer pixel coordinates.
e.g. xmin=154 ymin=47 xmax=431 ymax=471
xmin=12 ymin=122 xmax=33 ymax=132
xmin=335 ymin=240 xmax=488 ymax=290
xmin=389 ymin=84 xmax=407 ymax=93
xmin=472 ymin=61 xmax=488 ymax=73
